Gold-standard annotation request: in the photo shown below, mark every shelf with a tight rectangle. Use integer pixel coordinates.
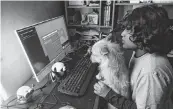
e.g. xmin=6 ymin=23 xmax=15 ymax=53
xmin=68 ymin=24 xmax=100 ymax=28
xmin=115 ymin=3 xmax=173 ymax=5
xmin=100 ymin=26 xmax=112 ymax=28
xmin=65 ymin=1 xmax=115 ymax=33
xmin=67 ymin=6 xmax=100 ymax=8
xmin=68 ymin=24 xmax=112 ymax=28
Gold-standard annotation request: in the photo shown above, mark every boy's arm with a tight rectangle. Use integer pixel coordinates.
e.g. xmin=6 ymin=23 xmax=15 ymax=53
xmin=105 ymin=89 xmax=137 ymax=109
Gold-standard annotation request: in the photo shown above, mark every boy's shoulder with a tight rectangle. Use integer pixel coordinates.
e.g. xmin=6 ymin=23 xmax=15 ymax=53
xmin=139 ymin=53 xmax=173 ymax=76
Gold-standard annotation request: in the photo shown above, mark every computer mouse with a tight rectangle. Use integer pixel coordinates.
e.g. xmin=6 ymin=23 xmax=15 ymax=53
xmin=59 ymin=105 xmax=76 ymax=109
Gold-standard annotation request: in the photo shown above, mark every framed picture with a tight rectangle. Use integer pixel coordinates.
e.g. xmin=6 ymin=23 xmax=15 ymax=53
xmin=87 ymin=12 xmax=98 ymax=25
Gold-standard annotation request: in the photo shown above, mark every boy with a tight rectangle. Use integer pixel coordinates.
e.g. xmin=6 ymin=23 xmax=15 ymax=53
xmin=94 ymin=5 xmax=173 ymax=109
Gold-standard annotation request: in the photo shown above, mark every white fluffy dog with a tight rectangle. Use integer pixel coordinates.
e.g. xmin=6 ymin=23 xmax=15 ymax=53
xmin=90 ymin=39 xmax=130 ymax=99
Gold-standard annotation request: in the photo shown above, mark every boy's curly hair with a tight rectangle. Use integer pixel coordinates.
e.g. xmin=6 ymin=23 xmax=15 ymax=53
xmin=122 ymin=5 xmax=173 ymax=54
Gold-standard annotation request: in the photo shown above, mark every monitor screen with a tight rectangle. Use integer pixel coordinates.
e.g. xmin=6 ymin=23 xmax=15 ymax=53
xmin=15 ymin=16 xmax=69 ymax=82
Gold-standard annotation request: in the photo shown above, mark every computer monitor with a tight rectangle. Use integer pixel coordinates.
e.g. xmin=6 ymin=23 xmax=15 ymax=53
xmin=15 ymin=16 xmax=69 ymax=82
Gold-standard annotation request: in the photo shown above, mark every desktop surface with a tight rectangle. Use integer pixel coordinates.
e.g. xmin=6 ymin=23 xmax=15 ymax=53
xmin=2 ymin=47 xmax=99 ymax=109
xmin=41 ymin=75 xmax=98 ymax=109
xmin=40 ymin=48 xmax=98 ymax=109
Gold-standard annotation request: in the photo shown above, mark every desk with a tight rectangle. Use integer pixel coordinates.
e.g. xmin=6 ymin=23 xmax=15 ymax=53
xmin=41 ymin=73 xmax=98 ymax=109
xmin=2 ymin=50 xmax=100 ymax=109
xmin=1 ymin=76 xmax=57 ymax=109
xmin=1 ymin=70 xmax=99 ymax=109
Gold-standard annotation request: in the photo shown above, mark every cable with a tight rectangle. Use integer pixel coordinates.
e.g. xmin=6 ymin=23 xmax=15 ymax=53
xmin=55 ymin=87 xmax=70 ymax=106
xmin=32 ymin=93 xmax=58 ymax=109
xmin=34 ymin=75 xmax=51 ymax=92
xmin=32 ymin=82 xmax=70 ymax=109
xmin=32 ymin=77 xmax=60 ymax=109
xmin=0 ymin=97 xmax=28 ymax=109
xmin=0 ymin=96 xmax=43 ymax=109
xmin=4 ymin=97 xmax=17 ymax=109
xmin=0 ymin=76 xmax=52 ymax=109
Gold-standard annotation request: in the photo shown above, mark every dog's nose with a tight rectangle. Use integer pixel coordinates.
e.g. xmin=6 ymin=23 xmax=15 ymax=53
xmin=96 ymin=74 xmax=100 ymax=80
xmin=96 ymin=74 xmax=104 ymax=81
xmin=90 ymin=56 xmax=95 ymax=63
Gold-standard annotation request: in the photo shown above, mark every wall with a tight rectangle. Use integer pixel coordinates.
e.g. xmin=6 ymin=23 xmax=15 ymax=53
xmin=163 ymin=5 xmax=173 ymax=19
xmin=1 ymin=1 xmax=65 ymax=101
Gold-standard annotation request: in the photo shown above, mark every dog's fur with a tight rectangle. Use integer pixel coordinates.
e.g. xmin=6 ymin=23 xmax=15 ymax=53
xmin=91 ymin=39 xmax=130 ymax=99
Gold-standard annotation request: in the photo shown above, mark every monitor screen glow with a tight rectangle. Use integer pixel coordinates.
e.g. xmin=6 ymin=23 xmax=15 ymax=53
xmin=15 ymin=16 xmax=68 ymax=82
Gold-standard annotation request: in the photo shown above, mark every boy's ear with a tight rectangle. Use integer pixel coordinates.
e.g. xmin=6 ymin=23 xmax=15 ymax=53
xmin=100 ymin=46 xmax=109 ymax=55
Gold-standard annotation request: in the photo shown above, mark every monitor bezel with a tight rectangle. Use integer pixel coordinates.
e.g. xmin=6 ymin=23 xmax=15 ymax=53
xmin=15 ymin=15 xmax=69 ymax=82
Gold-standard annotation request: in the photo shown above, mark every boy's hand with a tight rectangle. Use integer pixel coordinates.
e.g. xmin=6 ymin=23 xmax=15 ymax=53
xmin=94 ymin=81 xmax=111 ymax=98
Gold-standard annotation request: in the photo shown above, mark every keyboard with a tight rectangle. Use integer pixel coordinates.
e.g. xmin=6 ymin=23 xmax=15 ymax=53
xmin=57 ymin=56 xmax=96 ymax=96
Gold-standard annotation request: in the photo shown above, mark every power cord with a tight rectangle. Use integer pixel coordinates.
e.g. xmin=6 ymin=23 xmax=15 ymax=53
xmin=2 ymin=58 xmax=80 ymax=109
xmin=0 ymin=76 xmax=52 ymax=109
xmin=34 ymin=75 xmax=51 ymax=92
xmin=32 ymin=78 xmax=71 ymax=109
xmin=33 ymin=86 xmax=70 ymax=109
xmin=0 ymin=97 xmax=29 ymax=109
xmin=32 ymin=76 xmax=65 ymax=109
xmin=0 ymin=97 xmax=17 ymax=109
xmin=1 ymin=67 xmax=71 ymax=109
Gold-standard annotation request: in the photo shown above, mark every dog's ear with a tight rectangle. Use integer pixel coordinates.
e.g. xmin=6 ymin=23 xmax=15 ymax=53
xmin=100 ymin=45 xmax=109 ymax=55
xmin=104 ymin=33 xmax=112 ymax=41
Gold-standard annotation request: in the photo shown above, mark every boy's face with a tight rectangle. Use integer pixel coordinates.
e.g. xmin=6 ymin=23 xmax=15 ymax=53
xmin=121 ymin=29 xmax=137 ymax=50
